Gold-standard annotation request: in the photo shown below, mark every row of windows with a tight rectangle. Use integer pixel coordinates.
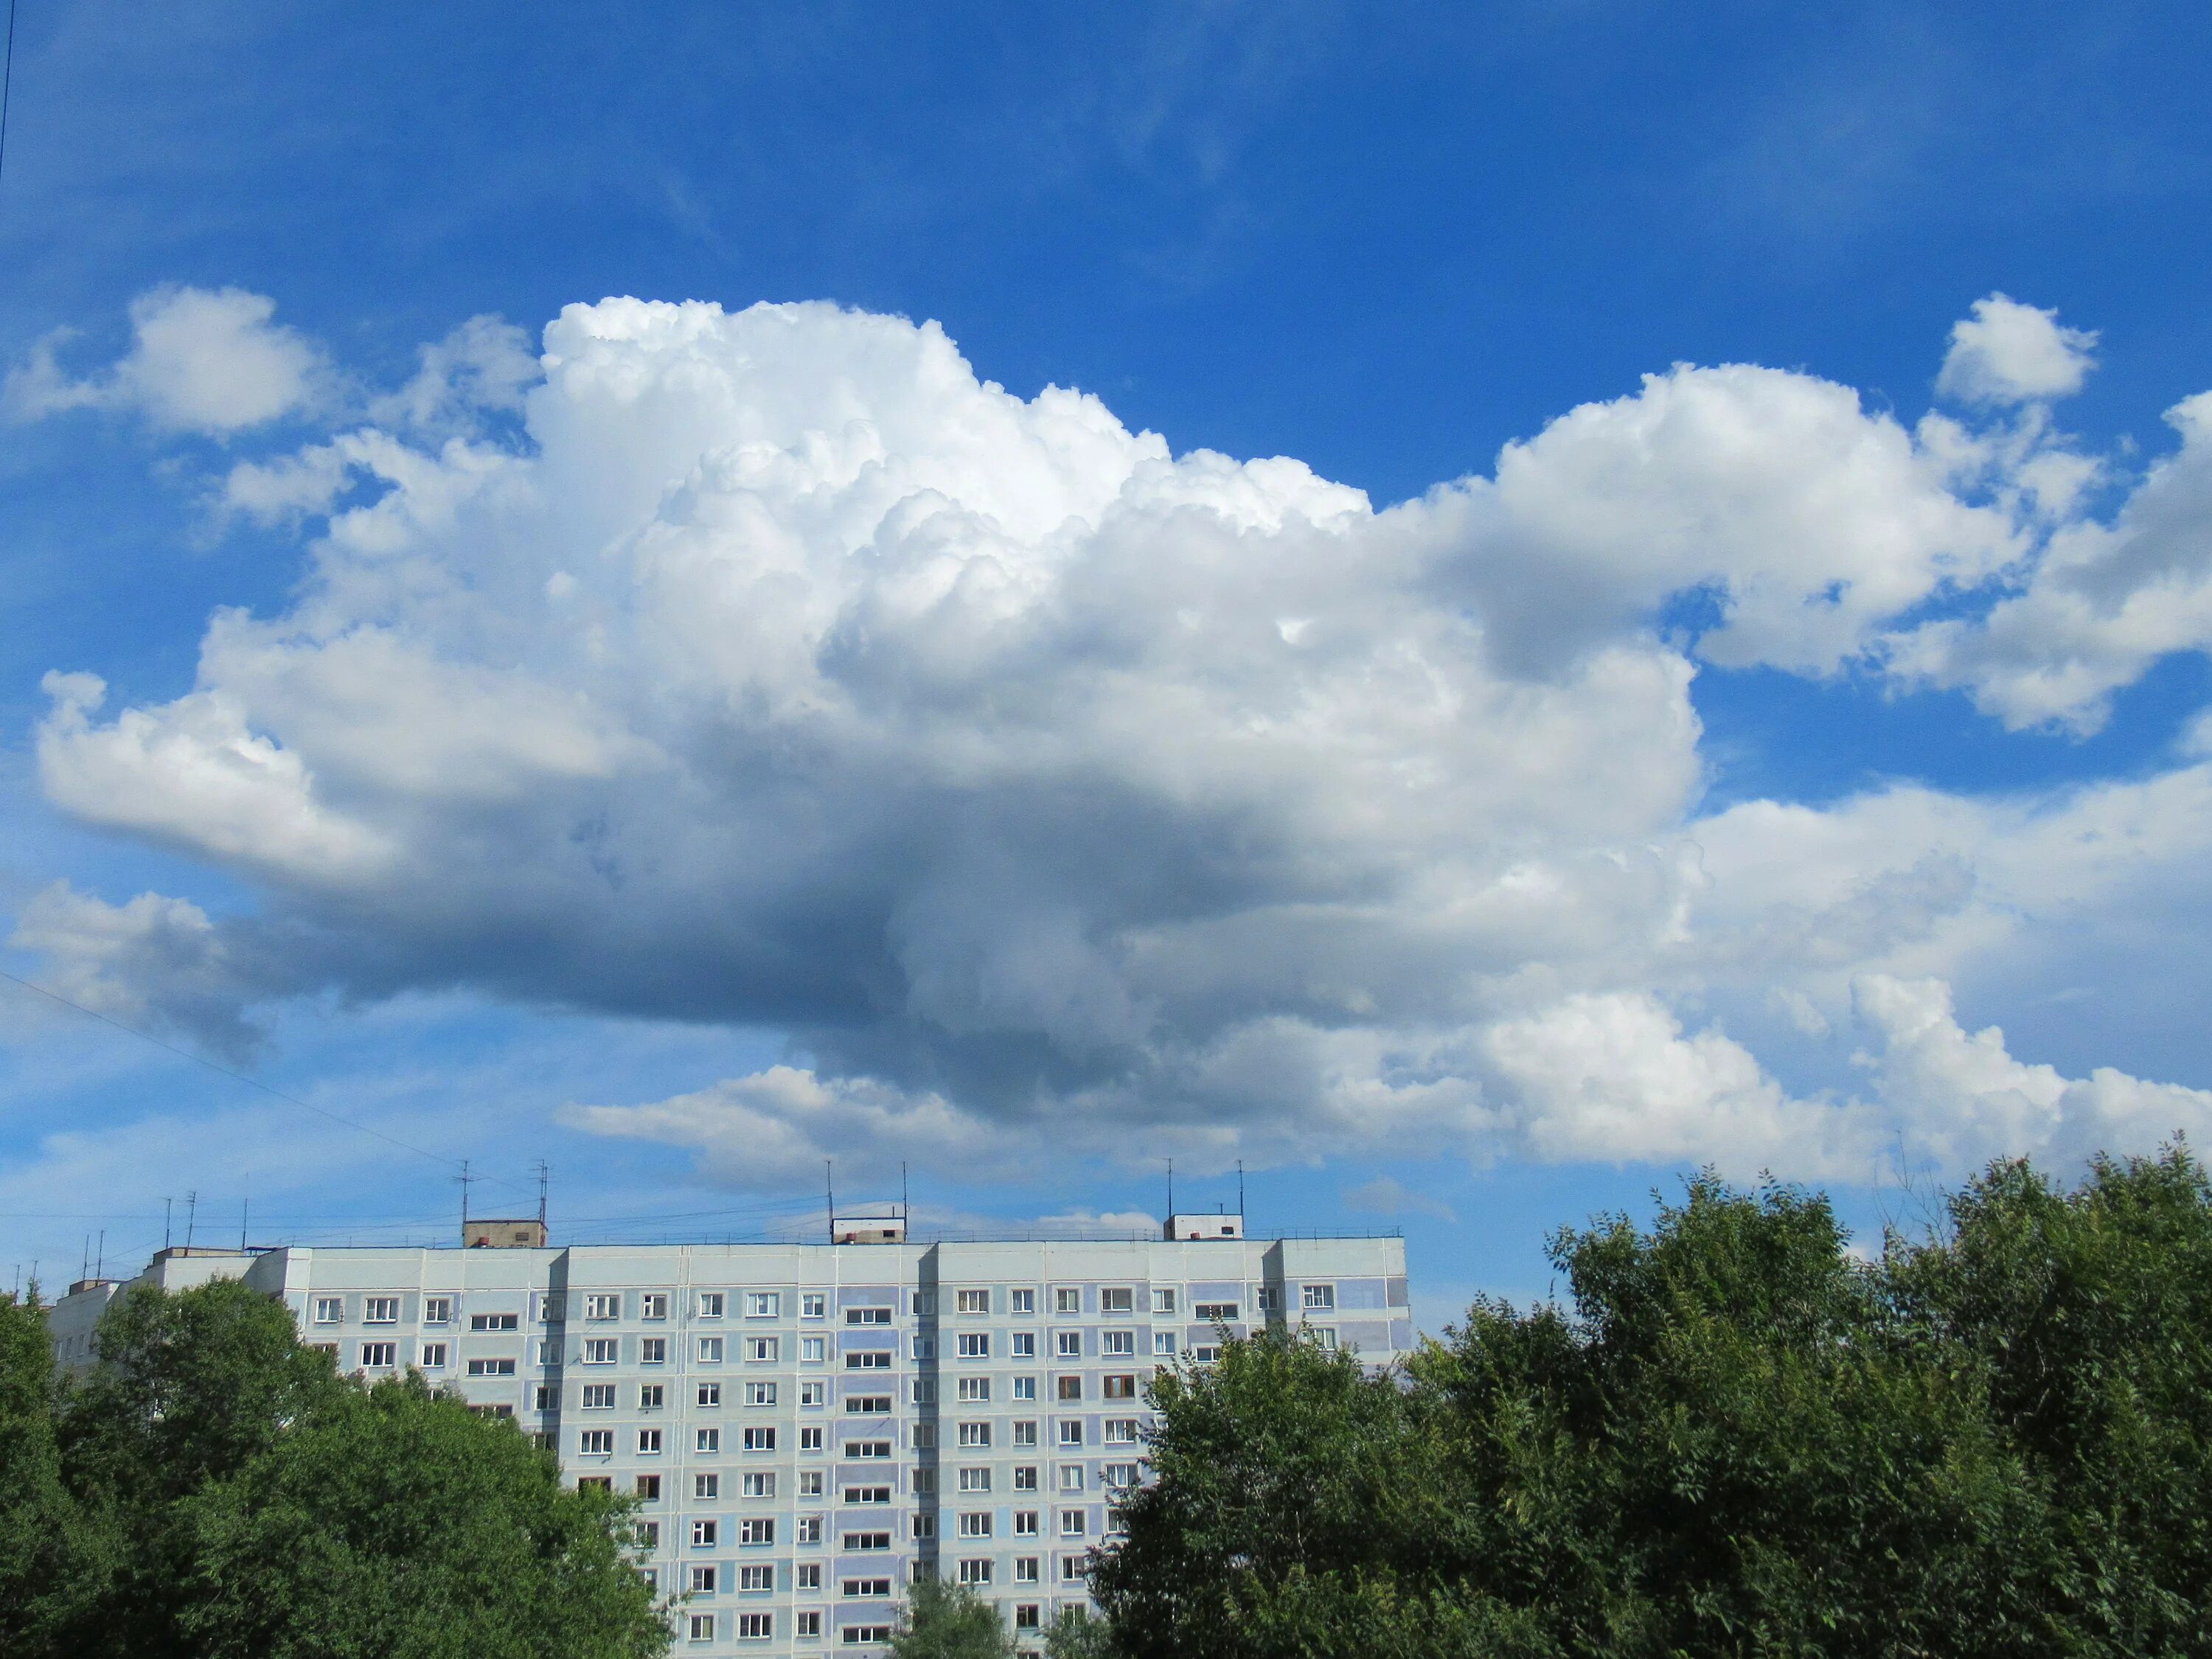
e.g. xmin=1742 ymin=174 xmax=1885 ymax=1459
xmin=618 ymin=1457 xmax=1142 ymax=1512
xmin=308 ymin=1284 xmax=1340 ymax=1327
xmin=341 ymin=1332 xmax=1327 ymax=1377
xmin=676 ymin=1581 xmax=1093 ymax=1648
xmin=577 ymin=1413 xmax=1150 ymax=1456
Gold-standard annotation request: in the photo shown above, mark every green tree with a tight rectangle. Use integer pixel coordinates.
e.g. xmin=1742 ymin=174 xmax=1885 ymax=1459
xmin=888 ymin=1575 xmax=1016 ymax=1658
xmin=1040 ymin=1605 xmax=1121 ymax=1658
xmin=177 ymin=1371 xmax=668 ymax=1659
xmin=0 ymin=1287 xmax=105 ymax=1657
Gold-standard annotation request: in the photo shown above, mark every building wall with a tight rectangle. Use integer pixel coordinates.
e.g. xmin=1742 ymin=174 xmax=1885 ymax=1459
xmin=49 ymin=1234 xmax=1411 ymax=1655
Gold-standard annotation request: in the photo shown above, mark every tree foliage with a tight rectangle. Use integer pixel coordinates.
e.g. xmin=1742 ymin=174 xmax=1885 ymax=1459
xmin=889 ymin=1575 xmax=1018 ymax=1659
xmin=1093 ymin=1146 xmax=2212 ymax=1659
xmin=0 ymin=1278 xmax=667 ymax=1659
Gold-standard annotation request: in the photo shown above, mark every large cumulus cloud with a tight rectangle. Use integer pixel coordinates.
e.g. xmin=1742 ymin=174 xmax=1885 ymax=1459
xmin=21 ymin=291 xmax=2212 ymax=1185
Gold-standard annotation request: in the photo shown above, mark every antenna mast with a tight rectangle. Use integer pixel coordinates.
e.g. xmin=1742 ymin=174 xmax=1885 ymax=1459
xmin=824 ymin=1161 xmax=835 ymax=1245
xmin=183 ymin=1190 xmax=198 ymax=1250
xmin=534 ymin=1159 xmax=550 ymax=1233
xmin=459 ymin=1160 xmax=473 ymax=1245
xmin=1166 ymin=1158 xmax=1174 ymax=1219
xmin=1237 ymin=1159 xmax=1245 ymax=1217
xmin=163 ymin=1197 xmax=173 ymax=1252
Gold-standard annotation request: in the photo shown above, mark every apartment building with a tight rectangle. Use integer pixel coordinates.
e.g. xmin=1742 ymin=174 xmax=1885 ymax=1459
xmin=47 ymin=1214 xmax=1412 ymax=1655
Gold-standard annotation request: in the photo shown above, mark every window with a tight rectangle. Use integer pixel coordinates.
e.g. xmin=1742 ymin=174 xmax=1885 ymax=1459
xmin=912 ymin=1469 xmax=937 ymax=1495
xmin=1105 ymin=1461 xmax=1140 ymax=1488
xmin=1056 ymin=1331 xmax=1082 ymax=1358
xmin=843 ymin=1484 xmax=892 ymax=1504
xmin=743 ymin=1427 xmax=777 ymax=1452
xmin=690 ymin=1565 xmax=720 ymax=1593
xmin=956 ymin=1289 xmax=990 ymax=1315
xmin=956 ymin=1466 xmax=991 ymax=1494
xmin=423 ymin=1295 xmax=453 ymax=1324
xmin=1103 ymin=1330 xmax=1134 ymax=1356
xmin=698 ymin=1382 xmax=723 ymax=1408
xmin=639 ymin=1428 xmax=663 ymax=1453
xmin=1057 ymin=1376 xmax=1082 ymax=1401
xmin=957 ymin=1422 xmax=991 ymax=1448
xmin=1155 ymin=1331 xmax=1178 ymax=1356
xmin=797 ymin=1564 xmax=822 ymax=1590
xmin=1014 ymin=1465 xmax=1039 ymax=1490
xmin=841 ymin=1578 xmax=893 ymax=1598
xmin=1256 ymin=1286 xmax=1283 ymax=1313
xmin=843 ymin=1626 xmax=894 ymax=1646
xmin=846 ymin=1350 xmax=891 ymax=1370
xmin=797 ymin=1517 xmax=823 ymax=1543
xmin=640 ymin=1383 xmax=666 ymax=1409
xmin=800 ymin=1426 xmax=825 ymax=1451
xmin=582 ymin=1338 xmax=616 ymax=1364
xmin=1013 ymin=1422 xmax=1039 ymax=1447
xmin=1055 ymin=1288 xmax=1081 ymax=1315
xmin=585 ymin=1293 xmax=620 ymax=1321
xmin=536 ymin=1338 xmax=560 ymax=1366
xmin=1103 ymin=1374 xmax=1138 ymax=1399
xmin=695 ymin=1475 xmax=720 ymax=1500
xmin=748 ymin=1293 xmax=780 ymax=1318
xmin=957 ymin=1559 xmax=993 ymax=1585
xmin=746 ymin=1382 xmax=778 ymax=1406
xmin=641 ymin=1293 xmax=669 ymax=1320
xmin=363 ymin=1296 xmax=400 ymax=1324
xmin=910 ymin=1335 xmax=935 ymax=1360
xmin=641 ymin=1337 xmax=667 ymax=1364
xmin=745 ymin=1338 xmax=779 ymax=1363
xmin=800 ymin=1470 xmax=824 ymax=1497
xmin=846 ymin=1397 xmax=891 ymax=1416
xmin=361 ymin=1341 xmax=397 ymax=1368
xmin=467 ymin=1357 xmax=516 ymax=1377
xmin=845 ymin=1307 xmax=891 ymax=1326
xmin=737 ymin=1613 xmax=773 ymax=1641
xmin=801 ymin=1293 xmax=827 ymax=1319
xmin=1061 ymin=1509 xmax=1088 ymax=1537
xmin=1015 ymin=1509 xmax=1040 ymax=1536
xmin=312 ymin=1297 xmax=343 ymax=1324
xmin=1303 ymin=1284 xmax=1336 ymax=1310
xmin=580 ymin=1429 xmax=614 ymax=1455
xmin=699 ymin=1293 xmax=726 ymax=1318
xmin=470 ymin=1312 xmax=518 ymax=1332
xmin=957 ymin=1333 xmax=990 ymax=1359
xmin=1195 ymin=1302 xmax=1238 ymax=1323
xmin=1009 ymin=1332 xmax=1036 ymax=1360
xmin=640 ymin=1566 xmax=659 ymax=1593
xmin=1017 ymin=1559 xmax=1041 ymax=1584
xmin=698 ymin=1428 xmax=722 ymax=1453
xmin=797 ymin=1611 xmax=822 ymax=1638
xmin=636 ymin=1518 xmax=661 ymax=1544
xmin=1059 ymin=1421 xmax=1085 ymax=1447
xmin=801 ymin=1380 xmax=826 ymax=1407
xmin=1012 ymin=1289 xmax=1035 ymax=1315
xmin=1059 ymin=1465 xmax=1085 ymax=1492
xmin=582 ymin=1383 xmax=616 ymax=1409
xmin=844 ymin=1439 xmax=891 ymax=1458
xmin=742 ymin=1472 xmax=776 ymax=1498
xmin=1151 ymin=1287 xmax=1177 ymax=1315
xmin=535 ymin=1384 xmax=558 ymax=1411
xmin=692 ymin=1519 xmax=720 ymax=1545
xmin=636 ymin=1475 xmax=662 ymax=1501
xmin=1016 ymin=1601 xmax=1040 ymax=1628
xmin=1314 ymin=1327 xmax=1338 ymax=1350
xmin=1012 ymin=1376 xmax=1037 ymax=1401
xmin=957 ymin=1377 xmax=990 ymax=1402
xmin=911 ymin=1291 xmax=936 ymax=1316
xmin=841 ymin=1531 xmax=891 ymax=1551
xmin=689 ymin=1613 xmax=716 ymax=1642
xmin=538 ymin=1294 xmax=565 ymax=1323
xmin=698 ymin=1337 xmax=725 ymax=1363
xmin=1193 ymin=1345 xmax=1220 ymax=1363
xmin=957 ymin=1512 xmax=992 ymax=1539
xmin=802 ymin=1336 xmax=827 ymax=1363
xmin=1100 ymin=1287 xmax=1133 ymax=1314
xmin=912 ymin=1424 xmax=936 ymax=1450
xmin=911 ymin=1514 xmax=936 ymax=1539
xmin=420 ymin=1341 xmax=448 ymax=1368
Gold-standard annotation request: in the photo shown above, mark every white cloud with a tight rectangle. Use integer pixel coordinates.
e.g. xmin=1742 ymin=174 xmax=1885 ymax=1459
xmin=7 ymin=881 xmax=258 ymax=1059
xmin=22 ymin=290 xmax=2212 ymax=1190
xmin=1935 ymin=293 xmax=2098 ymax=406
xmin=5 ymin=286 xmax=325 ymax=434
xmin=1342 ymin=1175 xmax=1455 ymax=1222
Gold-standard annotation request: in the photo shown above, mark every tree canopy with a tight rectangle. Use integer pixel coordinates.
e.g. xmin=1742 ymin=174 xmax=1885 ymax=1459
xmin=0 ymin=1278 xmax=667 ymax=1659
xmin=1092 ymin=1146 xmax=2212 ymax=1658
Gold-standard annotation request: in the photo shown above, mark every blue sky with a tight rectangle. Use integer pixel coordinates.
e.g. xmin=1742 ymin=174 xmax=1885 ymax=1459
xmin=4 ymin=1 xmax=2212 ymax=1328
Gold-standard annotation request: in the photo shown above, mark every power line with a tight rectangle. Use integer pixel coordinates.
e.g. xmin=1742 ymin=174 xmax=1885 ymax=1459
xmin=0 ymin=0 xmax=16 ymax=189
xmin=0 ymin=964 xmax=532 ymax=1197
